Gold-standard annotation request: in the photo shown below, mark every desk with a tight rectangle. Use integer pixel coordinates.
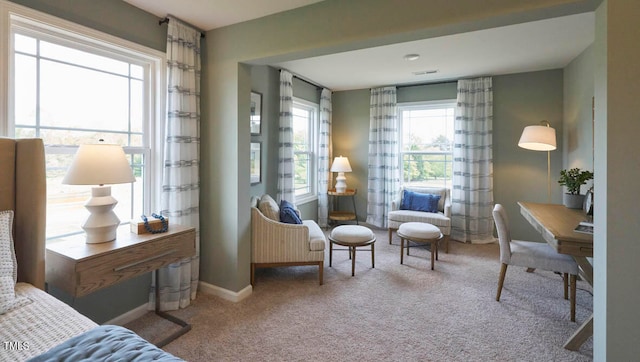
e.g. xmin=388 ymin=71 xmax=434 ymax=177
xmin=518 ymin=202 xmax=593 ymax=351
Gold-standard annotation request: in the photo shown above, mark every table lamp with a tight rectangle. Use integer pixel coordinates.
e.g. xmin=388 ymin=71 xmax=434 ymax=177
xmin=62 ymin=141 xmax=135 ymax=243
xmin=330 ymin=156 xmax=352 ymax=193
xmin=518 ymin=120 xmax=556 ymax=203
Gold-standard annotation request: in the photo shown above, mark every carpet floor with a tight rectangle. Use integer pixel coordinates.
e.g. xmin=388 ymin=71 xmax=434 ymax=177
xmin=125 ymin=226 xmax=593 ymax=361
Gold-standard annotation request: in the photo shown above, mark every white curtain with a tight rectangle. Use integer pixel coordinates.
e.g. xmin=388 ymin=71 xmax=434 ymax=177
xmin=366 ymin=86 xmax=399 ymax=228
xmin=277 ymin=70 xmax=295 ymax=204
xmin=151 ymin=17 xmax=201 ymax=311
xmin=317 ymin=88 xmax=332 ymax=227
xmin=451 ymin=77 xmax=495 ymax=243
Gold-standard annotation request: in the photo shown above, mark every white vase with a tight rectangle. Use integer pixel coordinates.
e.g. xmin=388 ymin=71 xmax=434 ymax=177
xmin=563 ymin=193 xmax=585 ymax=209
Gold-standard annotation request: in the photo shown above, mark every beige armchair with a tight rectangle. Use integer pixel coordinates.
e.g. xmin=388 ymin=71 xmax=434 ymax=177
xmin=250 ymin=195 xmax=326 ymax=285
xmin=387 ymin=186 xmax=451 ymax=253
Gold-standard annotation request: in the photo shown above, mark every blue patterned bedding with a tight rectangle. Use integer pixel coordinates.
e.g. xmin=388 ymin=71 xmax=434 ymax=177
xmin=27 ymin=325 xmax=183 ymax=362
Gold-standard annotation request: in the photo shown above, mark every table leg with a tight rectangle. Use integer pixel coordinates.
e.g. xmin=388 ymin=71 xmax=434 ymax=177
xmin=563 ymin=315 xmax=593 ymax=351
xmin=154 ymin=269 xmax=192 ymax=347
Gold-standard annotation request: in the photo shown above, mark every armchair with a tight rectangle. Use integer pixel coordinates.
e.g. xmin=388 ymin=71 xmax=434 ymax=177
xmin=387 ymin=186 xmax=451 ymax=253
xmin=250 ymin=195 xmax=326 ymax=285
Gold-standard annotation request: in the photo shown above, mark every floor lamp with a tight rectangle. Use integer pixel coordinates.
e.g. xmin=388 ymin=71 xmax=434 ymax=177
xmin=518 ymin=120 xmax=557 ymax=203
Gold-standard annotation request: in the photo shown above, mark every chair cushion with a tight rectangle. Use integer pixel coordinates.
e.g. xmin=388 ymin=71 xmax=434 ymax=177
xmin=258 ymin=194 xmax=280 ymax=221
xmin=303 ymin=220 xmax=326 ymax=251
xmin=1 ymin=210 xmax=29 ymax=314
xmin=400 ymin=190 xmax=440 ymax=213
xmin=280 ymin=200 xmax=302 ymax=224
xmin=398 ymin=222 xmax=442 ymax=240
xmin=510 ymin=240 xmax=578 ymax=275
xmin=388 ymin=209 xmax=450 ymax=228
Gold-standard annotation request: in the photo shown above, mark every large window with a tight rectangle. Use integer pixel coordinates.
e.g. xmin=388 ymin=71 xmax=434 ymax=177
xmin=399 ymin=101 xmax=456 ymax=189
xmin=292 ymin=98 xmax=318 ymax=203
xmin=7 ymin=12 xmax=164 ymax=241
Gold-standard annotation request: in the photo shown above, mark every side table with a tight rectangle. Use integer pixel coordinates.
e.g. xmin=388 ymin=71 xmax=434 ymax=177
xmin=46 ymin=224 xmax=196 ymax=347
xmin=328 ymin=188 xmax=358 ymax=225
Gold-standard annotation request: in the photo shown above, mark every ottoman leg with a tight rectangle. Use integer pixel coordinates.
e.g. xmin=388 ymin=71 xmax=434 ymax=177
xmin=371 ymin=242 xmax=375 ymax=269
xmin=329 ymin=241 xmax=333 ymax=267
xmin=400 ymin=238 xmax=404 ymax=264
xmin=430 ymin=242 xmax=435 ymax=270
xmin=351 ymin=246 xmax=356 ymax=276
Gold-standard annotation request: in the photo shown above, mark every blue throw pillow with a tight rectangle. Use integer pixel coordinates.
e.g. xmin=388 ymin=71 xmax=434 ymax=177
xmin=409 ymin=192 xmax=441 ymax=213
xmin=400 ymin=189 xmax=413 ymax=210
xmin=280 ymin=200 xmax=303 ymax=224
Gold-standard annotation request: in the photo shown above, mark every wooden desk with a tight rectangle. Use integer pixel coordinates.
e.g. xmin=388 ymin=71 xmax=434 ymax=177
xmin=518 ymin=202 xmax=593 ymax=351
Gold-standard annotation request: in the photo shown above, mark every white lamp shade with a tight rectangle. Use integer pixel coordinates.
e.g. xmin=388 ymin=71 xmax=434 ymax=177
xmin=330 ymin=156 xmax=352 ymax=173
xmin=518 ymin=125 xmax=557 ymax=151
xmin=63 ymin=143 xmax=135 ymax=185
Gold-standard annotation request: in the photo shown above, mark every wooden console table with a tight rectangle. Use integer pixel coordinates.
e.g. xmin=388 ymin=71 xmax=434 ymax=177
xmin=518 ymin=202 xmax=593 ymax=351
xmin=46 ymin=224 xmax=196 ymax=347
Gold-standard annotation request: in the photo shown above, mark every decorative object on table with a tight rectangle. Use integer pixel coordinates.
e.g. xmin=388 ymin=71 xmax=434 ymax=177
xmin=131 ymin=214 xmax=170 ymax=234
xmin=62 ymin=140 xmax=135 ymax=243
xmin=583 ymin=186 xmax=594 ymax=220
xmin=330 ymin=156 xmax=352 ymax=193
xmin=557 ymin=168 xmax=594 ymax=209
xmin=250 ymin=91 xmax=262 ymax=135
xmin=250 ymin=142 xmax=261 ymax=184
xmin=518 ymin=120 xmax=556 ymax=203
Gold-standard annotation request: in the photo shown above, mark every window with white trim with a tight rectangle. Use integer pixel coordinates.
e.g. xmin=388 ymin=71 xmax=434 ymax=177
xmin=399 ymin=100 xmax=456 ymax=189
xmin=7 ymin=12 xmax=164 ymax=242
xmin=292 ymin=98 xmax=318 ymax=204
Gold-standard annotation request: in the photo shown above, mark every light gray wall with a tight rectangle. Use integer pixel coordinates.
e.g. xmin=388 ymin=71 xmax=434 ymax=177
xmin=10 ymin=0 xmax=166 ymax=324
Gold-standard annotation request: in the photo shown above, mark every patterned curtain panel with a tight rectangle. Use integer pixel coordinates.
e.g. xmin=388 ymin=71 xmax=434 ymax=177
xmin=277 ymin=70 xmax=295 ymax=204
xmin=366 ymin=86 xmax=399 ymax=228
xmin=152 ymin=17 xmax=201 ymax=311
xmin=451 ymin=77 xmax=495 ymax=243
xmin=317 ymin=88 xmax=332 ymax=227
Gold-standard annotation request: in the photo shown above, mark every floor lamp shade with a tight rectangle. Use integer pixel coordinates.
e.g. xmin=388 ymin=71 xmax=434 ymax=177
xmin=63 ymin=143 xmax=135 ymax=243
xmin=330 ymin=156 xmax=352 ymax=193
xmin=518 ymin=122 xmax=557 ymax=203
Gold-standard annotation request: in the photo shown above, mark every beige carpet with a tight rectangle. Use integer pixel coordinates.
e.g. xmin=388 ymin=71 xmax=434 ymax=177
xmin=125 ymin=226 xmax=593 ymax=361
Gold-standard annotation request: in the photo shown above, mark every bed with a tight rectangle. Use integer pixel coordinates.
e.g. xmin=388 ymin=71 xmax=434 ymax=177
xmin=0 ymin=138 xmax=182 ymax=361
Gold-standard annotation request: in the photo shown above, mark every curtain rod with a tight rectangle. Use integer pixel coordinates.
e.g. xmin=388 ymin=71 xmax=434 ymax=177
xmin=159 ymin=16 xmax=205 ymax=38
xmin=395 ymin=80 xmax=457 ymax=89
xmin=279 ymin=69 xmax=325 ymax=90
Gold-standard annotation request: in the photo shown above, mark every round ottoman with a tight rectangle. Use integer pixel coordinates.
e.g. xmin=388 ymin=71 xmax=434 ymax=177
xmin=397 ymin=222 xmax=443 ymax=270
xmin=329 ymin=225 xmax=376 ymax=276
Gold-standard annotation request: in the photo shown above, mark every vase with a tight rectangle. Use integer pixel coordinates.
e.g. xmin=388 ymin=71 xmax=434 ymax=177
xmin=563 ymin=193 xmax=585 ymax=209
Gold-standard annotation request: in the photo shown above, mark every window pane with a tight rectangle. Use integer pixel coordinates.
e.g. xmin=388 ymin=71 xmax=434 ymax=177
xmin=40 ymin=40 xmax=129 ymax=75
xmin=130 ymin=79 xmax=144 ymax=133
xmin=130 ymin=64 xmax=144 ymax=79
xmin=40 ymin=60 xmax=129 ymax=131
xmin=14 ymin=54 xmax=37 ymax=127
xmin=14 ymin=33 xmax=36 ymax=54
xmin=39 ymin=129 xmax=130 ymax=147
xmin=294 ymin=152 xmax=310 ymax=195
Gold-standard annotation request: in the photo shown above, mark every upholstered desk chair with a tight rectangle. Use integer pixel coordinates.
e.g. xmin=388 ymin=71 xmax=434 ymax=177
xmin=492 ymin=204 xmax=579 ymax=321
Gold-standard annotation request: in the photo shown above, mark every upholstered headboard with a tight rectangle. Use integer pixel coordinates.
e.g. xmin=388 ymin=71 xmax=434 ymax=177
xmin=0 ymin=138 xmax=46 ymax=289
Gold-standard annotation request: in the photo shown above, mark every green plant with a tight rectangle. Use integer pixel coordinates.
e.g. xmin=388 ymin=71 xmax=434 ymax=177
xmin=558 ymin=168 xmax=594 ymax=195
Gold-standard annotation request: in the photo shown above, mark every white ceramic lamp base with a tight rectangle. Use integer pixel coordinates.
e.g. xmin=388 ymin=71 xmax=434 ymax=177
xmin=82 ymin=186 xmax=120 ymax=243
xmin=335 ymin=172 xmax=347 ymax=194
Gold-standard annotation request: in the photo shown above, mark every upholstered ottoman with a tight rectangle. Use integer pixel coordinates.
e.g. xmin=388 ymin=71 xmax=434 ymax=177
xmin=397 ymin=222 xmax=443 ymax=270
xmin=329 ymin=225 xmax=376 ymax=276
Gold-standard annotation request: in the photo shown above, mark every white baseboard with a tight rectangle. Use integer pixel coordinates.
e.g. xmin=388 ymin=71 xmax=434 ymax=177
xmin=104 ymin=303 xmax=149 ymax=326
xmin=198 ymin=280 xmax=252 ymax=302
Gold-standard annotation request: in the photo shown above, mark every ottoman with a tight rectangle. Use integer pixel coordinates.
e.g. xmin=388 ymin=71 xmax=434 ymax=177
xmin=329 ymin=225 xmax=376 ymax=276
xmin=397 ymin=222 xmax=443 ymax=270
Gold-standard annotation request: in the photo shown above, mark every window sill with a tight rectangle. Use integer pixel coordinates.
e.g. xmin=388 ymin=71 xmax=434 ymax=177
xmin=295 ymin=195 xmax=318 ymax=206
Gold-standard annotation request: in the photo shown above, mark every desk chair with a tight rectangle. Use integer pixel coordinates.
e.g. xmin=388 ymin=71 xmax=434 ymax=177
xmin=492 ymin=204 xmax=579 ymax=321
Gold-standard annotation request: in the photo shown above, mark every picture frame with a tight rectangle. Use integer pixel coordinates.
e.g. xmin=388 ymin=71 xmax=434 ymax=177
xmin=250 ymin=91 xmax=262 ymax=135
xmin=250 ymin=142 xmax=261 ymax=185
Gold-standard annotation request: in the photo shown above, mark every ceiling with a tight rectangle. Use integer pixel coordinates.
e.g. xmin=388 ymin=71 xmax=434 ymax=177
xmin=123 ymin=1 xmax=594 ymax=91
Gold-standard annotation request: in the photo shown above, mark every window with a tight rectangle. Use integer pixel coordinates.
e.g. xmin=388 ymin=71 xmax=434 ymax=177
xmin=292 ymin=98 xmax=318 ymax=204
xmin=399 ymin=100 xmax=456 ymax=189
xmin=6 ymin=12 xmax=164 ymax=241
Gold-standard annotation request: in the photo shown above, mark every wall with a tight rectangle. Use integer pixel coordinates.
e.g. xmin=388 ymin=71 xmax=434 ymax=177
xmin=6 ymin=0 xmax=166 ymax=324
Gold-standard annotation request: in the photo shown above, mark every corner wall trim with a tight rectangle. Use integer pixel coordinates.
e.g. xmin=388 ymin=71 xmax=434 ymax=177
xmin=198 ymin=281 xmax=252 ymax=302
xmin=105 ymin=303 xmax=149 ymax=326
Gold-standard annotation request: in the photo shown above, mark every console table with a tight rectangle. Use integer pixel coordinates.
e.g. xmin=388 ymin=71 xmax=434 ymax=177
xmin=518 ymin=202 xmax=593 ymax=351
xmin=328 ymin=188 xmax=358 ymax=225
xmin=46 ymin=224 xmax=196 ymax=347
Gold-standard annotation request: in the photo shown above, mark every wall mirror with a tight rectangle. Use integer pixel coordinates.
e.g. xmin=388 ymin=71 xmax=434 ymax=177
xmin=250 ymin=91 xmax=262 ymax=135
xmin=250 ymin=142 xmax=261 ymax=184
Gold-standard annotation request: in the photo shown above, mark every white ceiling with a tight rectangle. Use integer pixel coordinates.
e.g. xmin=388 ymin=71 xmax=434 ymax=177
xmin=123 ymin=1 xmax=594 ymax=91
